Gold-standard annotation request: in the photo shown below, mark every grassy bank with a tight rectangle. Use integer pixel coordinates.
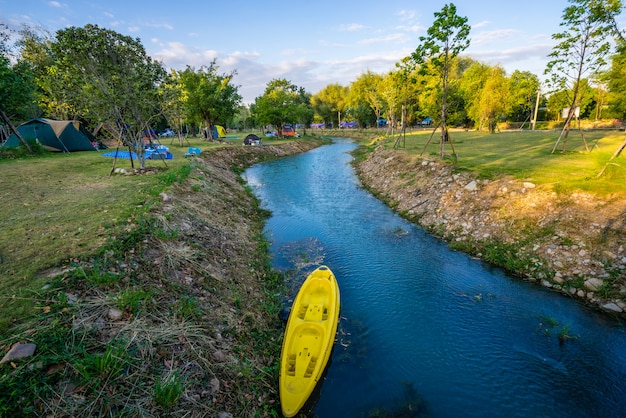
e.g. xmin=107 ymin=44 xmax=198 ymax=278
xmin=328 ymin=127 xmax=626 ymax=198
xmin=0 ymin=134 xmax=323 ymax=416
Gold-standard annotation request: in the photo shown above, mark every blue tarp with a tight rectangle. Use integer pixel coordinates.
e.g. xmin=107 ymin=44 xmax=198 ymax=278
xmin=102 ymin=151 xmax=139 ymax=159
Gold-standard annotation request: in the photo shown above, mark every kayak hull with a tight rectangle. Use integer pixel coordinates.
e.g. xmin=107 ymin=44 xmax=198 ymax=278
xmin=280 ymin=265 xmax=340 ymax=417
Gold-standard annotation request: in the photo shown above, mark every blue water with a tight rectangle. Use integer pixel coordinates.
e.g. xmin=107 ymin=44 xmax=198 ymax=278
xmin=243 ymin=138 xmax=626 ymax=418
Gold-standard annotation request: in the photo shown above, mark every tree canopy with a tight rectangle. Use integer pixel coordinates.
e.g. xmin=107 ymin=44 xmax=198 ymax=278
xmin=412 ymin=3 xmax=471 ymax=157
xmin=174 ymin=63 xmax=241 ymax=139
xmin=252 ymin=78 xmax=309 ymax=135
xmin=545 ymin=0 xmax=622 ymax=152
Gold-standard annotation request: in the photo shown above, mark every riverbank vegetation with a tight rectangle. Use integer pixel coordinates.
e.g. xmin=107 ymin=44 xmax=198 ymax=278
xmin=0 ymin=136 xmax=323 ymax=416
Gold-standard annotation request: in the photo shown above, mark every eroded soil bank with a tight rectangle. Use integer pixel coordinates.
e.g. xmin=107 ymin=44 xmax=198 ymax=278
xmin=354 ymin=146 xmax=626 ymax=315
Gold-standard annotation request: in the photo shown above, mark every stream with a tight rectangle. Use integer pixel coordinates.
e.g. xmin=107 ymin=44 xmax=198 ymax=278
xmin=242 ymin=138 xmax=626 ymax=417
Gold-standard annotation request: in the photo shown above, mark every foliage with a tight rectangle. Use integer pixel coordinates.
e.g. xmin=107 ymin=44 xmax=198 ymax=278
xmin=37 ymin=24 xmax=166 ymax=167
xmin=606 ymin=43 xmax=626 ymax=119
xmin=311 ymin=83 xmax=350 ymax=128
xmin=411 ymin=3 xmax=471 ymax=157
xmin=0 ymin=24 xmax=42 ymax=123
xmin=349 ymin=70 xmax=386 ymax=126
xmin=545 ymin=0 xmax=622 ymax=151
xmin=507 ymin=70 xmax=540 ymax=122
xmin=174 ymin=62 xmax=242 ymax=139
xmin=252 ymin=78 xmax=310 ymax=135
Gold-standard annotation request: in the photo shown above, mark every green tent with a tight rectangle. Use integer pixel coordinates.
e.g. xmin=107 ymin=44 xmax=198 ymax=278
xmin=2 ymin=118 xmax=98 ymax=152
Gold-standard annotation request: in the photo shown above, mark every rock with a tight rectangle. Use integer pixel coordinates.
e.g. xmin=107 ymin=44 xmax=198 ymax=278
xmin=108 ymin=308 xmax=124 ymax=320
xmin=523 ymin=182 xmax=536 ymax=189
xmin=213 ymin=350 xmax=226 ymax=362
xmin=160 ymin=192 xmax=171 ymax=202
xmin=0 ymin=343 xmax=37 ymax=364
xmin=209 ymin=377 xmax=220 ymax=393
xmin=584 ymin=278 xmax=604 ymax=291
xmin=464 ymin=180 xmax=478 ymax=191
xmin=601 ymin=303 xmax=623 ymax=313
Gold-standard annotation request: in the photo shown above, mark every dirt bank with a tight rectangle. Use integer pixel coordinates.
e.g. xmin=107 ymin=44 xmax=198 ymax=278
xmin=355 ymin=146 xmax=626 ymax=315
xmin=16 ymin=140 xmax=324 ymax=417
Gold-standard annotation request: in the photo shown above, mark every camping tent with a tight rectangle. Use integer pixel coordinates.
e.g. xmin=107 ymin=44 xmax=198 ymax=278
xmin=211 ymin=125 xmax=226 ymax=139
xmin=2 ymin=118 xmax=98 ymax=152
xmin=243 ymin=133 xmax=261 ymax=146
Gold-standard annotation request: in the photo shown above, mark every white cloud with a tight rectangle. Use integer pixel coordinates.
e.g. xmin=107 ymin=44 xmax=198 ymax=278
xmin=472 ymin=20 xmax=490 ymax=29
xmin=471 ymin=29 xmax=519 ymax=46
xmin=144 ymin=22 xmax=174 ymax=31
xmin=337 ymin=23 xmax=365 ymax=32
xmin=358 ymin=33 xmax=411 ymax=46
xmin=48 ymin=1 xmax=67 ymax=8
xmin=397 ymin=10 xmax=416 ymax=21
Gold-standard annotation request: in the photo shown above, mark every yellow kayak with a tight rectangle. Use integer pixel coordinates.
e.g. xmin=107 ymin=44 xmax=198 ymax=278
xmin=280 ymin=265 xmax=340 ymax=417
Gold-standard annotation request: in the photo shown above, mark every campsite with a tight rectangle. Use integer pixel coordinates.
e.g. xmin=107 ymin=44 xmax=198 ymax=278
xmin=0 ymin=131 xmax=323 ymax=416
xmin=3 ymin=118 xmax=99 ymax=152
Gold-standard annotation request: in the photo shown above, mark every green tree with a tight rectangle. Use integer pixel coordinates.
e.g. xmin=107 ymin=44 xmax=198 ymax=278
xmin=0 ymin=24 xmax=44 ymax=150
xmin=606 ymin=43 xmax=626 ymax=118
xmin=349 ymin=70 xmax=386 ymax=127
xmin=252 ymin=78 xmax=302 ymax=136
xmin=294 ymin=87 xmax=314 ymax=134
xmin=411 ymin=3 xmax=470 ymax=157
xmin=39 ymin=24 xmax=166 ymax=167
xmin=507 ymin=70 xmax=540 ymax=123
xmin=159 ymin=70 xmax=187 ymax=145
xmin=545 ymin=0 xmax=621 ymax=153
xmin=312 ymin=83 xmax=350 ymax=128
xmin=176 ymin=63 xmax=241 ymax=140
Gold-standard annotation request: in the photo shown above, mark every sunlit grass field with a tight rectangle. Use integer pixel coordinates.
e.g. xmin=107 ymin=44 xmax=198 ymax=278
xmin=375 ymin=128 xmax=626 ymax=197
xmin=0 ymin=133 xmax=268 ymax=331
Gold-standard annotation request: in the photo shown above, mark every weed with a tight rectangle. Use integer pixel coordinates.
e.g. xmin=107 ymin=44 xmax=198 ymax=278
xmin=153 ymin=370 xmax=186 ymax=409
xmin=75 ymin=340 xmax=129 ymax=386
xmin=73 ymin=262 xmax=121 ymax=287
xmin=174 ymin=296 xmax=202 ymax=320
xmin=114 ymin=287 xmax=151 ymax=314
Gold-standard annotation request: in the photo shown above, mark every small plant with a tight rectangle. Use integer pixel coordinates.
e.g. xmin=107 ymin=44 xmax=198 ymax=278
xmin=74 ymin=263 xmax=121 ymax=287
xmin=75 ymin=341 xmax=128 ymax=386
xmin=558 ymin=324 xmax=577 ymax=344
xmin=153 ymin=371 xmax=185 ymax=409
xmin=175 ymin=296 xmax=202 ymax=320
xmin=114 ymin=287 xmax=150 ymax=314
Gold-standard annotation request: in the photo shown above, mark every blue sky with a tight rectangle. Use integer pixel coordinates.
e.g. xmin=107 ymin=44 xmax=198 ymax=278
xmin=1 ymin=0 xmax=580 ymax=103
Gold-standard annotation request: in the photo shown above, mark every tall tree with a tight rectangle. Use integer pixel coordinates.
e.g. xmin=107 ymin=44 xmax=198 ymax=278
xmin=176 ymin=63 xmax=241 ymax=140
xmin=411 ymin=3 xmax=470 ymax=158
xmin=312 ymin=83 xmax=350 ymax=128
xmin=252 ymin=78 xmax=302 ymax=136
xmin=349 ymin=71 xmax=385 ymax=127
xmin=159 ymin=70 xmax=188 ymax=145
xmin=39 ymin=24 xmax=166 ymax=167
xmin=507 ymin=70 xmax=540 ymax=123
xmin=0 ymin=24 xmax=40 ymax=150
xmin=545 ymin=0 xmax=621 ymax=153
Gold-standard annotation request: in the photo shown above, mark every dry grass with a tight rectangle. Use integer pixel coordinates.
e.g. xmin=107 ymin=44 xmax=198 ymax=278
xmin=0 ymin=136 xmax=323 ymax=417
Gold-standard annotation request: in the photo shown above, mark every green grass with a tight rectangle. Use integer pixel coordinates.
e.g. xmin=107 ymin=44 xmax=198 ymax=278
xmin=0 ymin=135 xmax=240 ymax=333
xmin=377 ymin=128 xmax=626 ymax=197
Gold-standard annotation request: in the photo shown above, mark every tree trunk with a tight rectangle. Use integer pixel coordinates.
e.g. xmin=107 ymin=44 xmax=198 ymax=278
xmin=0 ymin=109 xmax=32 ymax=152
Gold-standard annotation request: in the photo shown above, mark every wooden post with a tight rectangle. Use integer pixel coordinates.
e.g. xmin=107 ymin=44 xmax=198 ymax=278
xmin=0 ymin=109 xmax=32 ymax=152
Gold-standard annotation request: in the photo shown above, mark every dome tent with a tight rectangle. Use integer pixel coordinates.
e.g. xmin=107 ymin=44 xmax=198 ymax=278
xmin=2 ymin=118 xmax=98 ymax=152
xmin=243 ymin=133 xmax=261 ymax=146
